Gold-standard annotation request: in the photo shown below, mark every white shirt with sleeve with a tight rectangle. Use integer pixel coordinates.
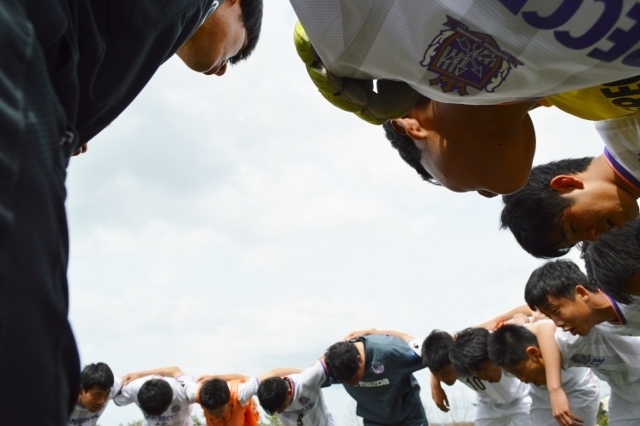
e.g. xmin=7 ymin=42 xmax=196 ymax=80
xmin=597 ymin=114 xmax=640 ymax=196
xmin=290 ymin=0 xmax=640 ymax=106
xmin=556 ymin=327 xmax=640 ymax=425
xmin=278 ymin=360 xmax=335 ymax=426
xmin=113 ymin=376 xmax=192 ymax=426
xmin=409 ymin=337 xmax=531 ymax=424
xmin=68 ymin=377 xmax=123 ymax=426
xmin=528 ymin=366 xmax=599 ymax=426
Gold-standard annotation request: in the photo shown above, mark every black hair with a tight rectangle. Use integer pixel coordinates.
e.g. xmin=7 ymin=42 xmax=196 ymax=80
xmin=138 ymin=379 xmax=173 ymax=415
xmin=487 ymin=324 xmax=539 ymax=368
xmin=581 ymin=216 xmax=640 ymax=304
xmin=257 ymin=377 xmax=288 ymax=415
xmin=198 ymin=378 xmax=231 ymax=412
xmin=80 ymin=362 xmax=114 ymax=391
xmin=324 ymin=341 xmax=360 ymax=382
xmin=500 ymin=157 xmax=594 ymax=258
xmin=524 ymin=259 xmax=598 ymax=311
xmin=383 ymin=95 xmax=438 ymax=184
xmin=449 ymin=328 xmax=490 ymax=376
xmin=229 ymin=0 xmax=263 ymax=65
xmin=421 ymin=330 xmax=453 ymax=372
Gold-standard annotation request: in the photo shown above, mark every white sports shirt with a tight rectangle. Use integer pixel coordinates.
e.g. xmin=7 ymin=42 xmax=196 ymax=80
xmin=556 ymin=327 xmax=640 ymax=391
xmin=409 ymin=337 xmax=530 ymax=416
xmin=278 ymin=360 xmax=335 ymax=426
xmin=113 ymin=376 xmax=193 ymax=426
xmin=597 ymin=113 xmax=640 ymax=196
xmin=68 ymin=377 xmax=123 ymax=426
xmin=528 ymin=366 xmax=599 ymax=426
xmin=290 ymin=0 xmax=640 ymax=105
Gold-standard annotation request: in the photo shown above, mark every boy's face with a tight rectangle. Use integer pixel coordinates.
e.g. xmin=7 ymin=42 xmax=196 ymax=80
xmin=469 ymin=361 xmax=502 ymax=383
xmin=78 ymin=386 xmax=111 ymax=413
xmin=432 ymin=365 xmax=459 ymax=386
xmin=503 ymin=347 xmax=546 ymax=386
xmin=206 ymin=403 xmax=228 ymax=419
xmin=538 ymin=291 xmax=594 ymax=336
xmin=553 ymin=181 xmax=639 ymax=248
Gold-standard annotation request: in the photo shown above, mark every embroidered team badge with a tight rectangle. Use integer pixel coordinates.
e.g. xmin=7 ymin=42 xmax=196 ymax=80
xmin=299 ymin=396 xmax=310 ymax=405
xmin=371 ymin=362 xmax=385 ymax=374
xmin=171 ymin=405 xmax=182 ymax=413
xmin=421 ymin=16 xmax=522 ymax=96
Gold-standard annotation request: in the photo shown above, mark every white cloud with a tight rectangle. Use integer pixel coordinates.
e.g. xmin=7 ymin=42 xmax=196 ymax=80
xmin=65 ymin=1 xmax=610 ymax=424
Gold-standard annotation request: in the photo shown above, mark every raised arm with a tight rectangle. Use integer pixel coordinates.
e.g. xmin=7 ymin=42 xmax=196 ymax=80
xmin=122 ymin=366 xmax=185 ymax=385
xmin=257 ymin=368 xmax=302 ymax=381
xmin=430 ymin=373 xmax=450 ymax=413
xmin=343 ymin=328 xmax=414 ymax=343
xmin=198 ymin=373 xmax=249 ymax=383
xmin=528 ymin=322 xmax=582 ymax=426
xmin=477 ymin=305 xmax=534 ymax=330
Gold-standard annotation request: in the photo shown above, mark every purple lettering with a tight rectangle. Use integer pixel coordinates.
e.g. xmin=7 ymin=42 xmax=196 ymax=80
xmin=555 ymin=0 xmax=622 ymax=49
xmin=588 ymin=3 xmax=640 ymax=62
xmin=522 ymin=0 xmax=582 ymax=30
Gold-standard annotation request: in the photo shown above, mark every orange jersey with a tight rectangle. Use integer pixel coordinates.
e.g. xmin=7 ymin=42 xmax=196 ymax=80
xmin=198 ymin=379 xmax=260 ymax=426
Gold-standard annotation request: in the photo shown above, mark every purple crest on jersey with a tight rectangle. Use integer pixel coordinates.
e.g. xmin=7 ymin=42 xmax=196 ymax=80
xmin=371 ymin=362 xmax=385 ymax=374
xmin=171 ymin=404 xmax=181 ymax=413
xmin=299 ymin=396 xmax=310 ymax=405
xmin=421 ymin=16 xmax=522 ymax=96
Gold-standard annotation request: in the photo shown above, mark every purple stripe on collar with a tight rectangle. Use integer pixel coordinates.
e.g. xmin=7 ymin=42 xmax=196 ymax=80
xmin=602 ymin=291 xmax=628 ymax=325
xmin=604 ymin=147 xmax=640 ymax=192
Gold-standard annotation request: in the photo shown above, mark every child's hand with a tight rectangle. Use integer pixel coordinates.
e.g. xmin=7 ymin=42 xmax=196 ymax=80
xmin=550 ymin=388 xmax=584 ymax=426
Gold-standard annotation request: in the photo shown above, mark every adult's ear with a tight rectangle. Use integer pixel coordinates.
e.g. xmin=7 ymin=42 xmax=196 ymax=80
xmin=390 ymin=118 xmax=427 ymax=141
xmin=550 ymin=175 xmax=584 ymax=192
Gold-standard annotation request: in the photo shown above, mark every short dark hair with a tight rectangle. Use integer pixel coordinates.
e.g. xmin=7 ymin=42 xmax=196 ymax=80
xmin=257 ymin=377 xmax=288 ymax=415
xmin=324 ymin=341 xmax=360 ymax=382
xmin=449 ymin=328 xmax=490 ymax=376
xmin=138 ymin=379 xmax=173 ymax=415
xmin=229 ymin=0 xmax=263 ymax=65
xmin=581 ymin=217 xmax=640 ymax=304
xmin=383 ymin=95 xmax=438 ymax=185
xmin=500 ymin=157 xmax=594 ymax=258
xmin=80 ymin=362 xmax=114 ymax=391
xmin=199 ymin=378 xmax=231 ymax=412
xmin=487 ymin=324 xmax=538 ymax=368
xmin=524 ymin=259 xmax=598 ymax=310
xmin=421 ymin=330 xmax=453 ymax=372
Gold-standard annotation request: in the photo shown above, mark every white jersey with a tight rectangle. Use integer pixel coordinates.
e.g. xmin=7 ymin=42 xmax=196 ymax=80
xmin=597 ymin=113 xmax=640 ymax=194
xmin=68 ymin=377 xmax=123 ymax=426
xmin=528 ymin=367 xmax=599 ymax=426
xmin=113 ymin=376 xmax=193 ymax=426
xmin=176 ymin=375 xmax=259 ymax=407
xmin=290 ymin=0 xmax=640 ymax=105
xmin=409 ymin=338 xmax=530 ymax=421
xmin=556 ymin=327 xmax=640 ymax=423
xmin=595 ymin=294 xmax=640 ymax=336
xmin=277 ymin=360 xmax=335 ymax=426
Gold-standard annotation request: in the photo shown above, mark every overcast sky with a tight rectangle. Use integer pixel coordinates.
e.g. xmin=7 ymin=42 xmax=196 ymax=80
xmin=66 ymin=2 xmax=610 ymax=424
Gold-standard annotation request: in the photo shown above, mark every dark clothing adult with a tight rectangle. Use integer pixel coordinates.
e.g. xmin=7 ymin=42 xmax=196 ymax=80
xmin=0 ymin=0 xmax=212 ymax=423
xmin=343 ymin=335 xmax=428 ymax=426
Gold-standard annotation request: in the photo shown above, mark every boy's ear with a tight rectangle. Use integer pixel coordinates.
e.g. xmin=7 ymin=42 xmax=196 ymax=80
xmin=549 ymin=175 xmax=585 ymax=192
xmin=525 ymin=346 xmax=542 ymax=360
xmin=575 ymin=284 xmax=591 ymax=302
xmin=390 ymin=118 xmax=427 ymax=141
